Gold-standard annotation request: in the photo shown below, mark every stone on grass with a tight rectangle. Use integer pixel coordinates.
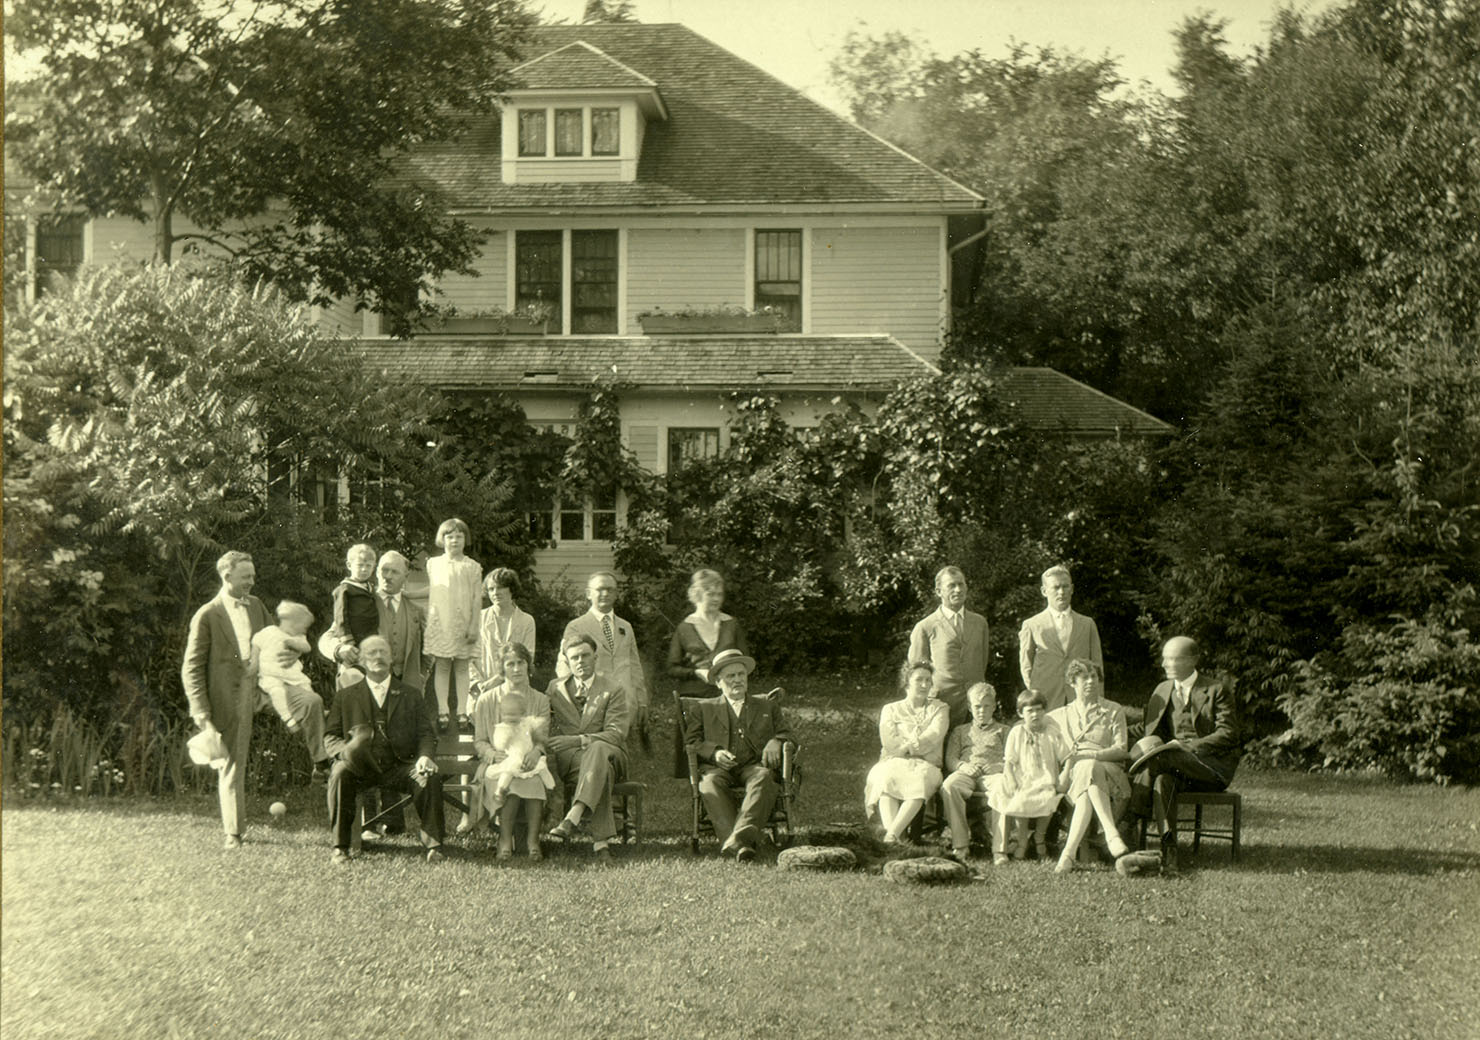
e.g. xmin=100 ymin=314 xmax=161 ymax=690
xmin=883 ymin=856 xmax=969 ymax=885
xmin=776 ymin=845 xmax=857 ymax=872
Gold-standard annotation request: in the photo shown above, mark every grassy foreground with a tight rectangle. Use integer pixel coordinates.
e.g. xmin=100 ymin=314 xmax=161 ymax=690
xmin=4 ymin=675 xmax=1479 ymax=1040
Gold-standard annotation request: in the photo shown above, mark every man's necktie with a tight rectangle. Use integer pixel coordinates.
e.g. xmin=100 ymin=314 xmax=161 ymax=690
xmin=601 ymin=614 xmax=615 ymax=652
xmin=573 ymin=682 xmax=587 ymax=713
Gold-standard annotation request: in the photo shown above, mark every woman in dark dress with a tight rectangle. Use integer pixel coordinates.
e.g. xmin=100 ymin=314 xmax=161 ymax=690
xmin=666 ymin=569 xmax=747 ymax=776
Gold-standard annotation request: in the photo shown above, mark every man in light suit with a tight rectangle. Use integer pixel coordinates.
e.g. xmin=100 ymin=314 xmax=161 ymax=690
xmin=323 ymin=636 xmax=446 ymax=864
xmin=908 ymin=566 xmax=989 ymax=727
xmin=375 ymin=550 xmax=426 ymax=699
xmin=182 ymin=550 xmax=270 ymax=848
xmin=1130 ymin=636 xmax=1243 ymax=875
xmin=1018 ymin=565 xmax=1103 ymax=712
xmin=544 ymin=634 xmax=630 ymax=864
xmin=557 ymin=571 xmax=649 ymax=745
xmin=684 ymin=648 xmax=794 ymax=862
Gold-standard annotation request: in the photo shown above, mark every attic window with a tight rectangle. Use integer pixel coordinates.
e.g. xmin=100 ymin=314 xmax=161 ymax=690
xmin=522 ymin=370 xmax=559 ymax=383
xmin=756 ymin=369 xmax=793 ymax=378
xmin=516 ymin=106 xmax=621 ymax=158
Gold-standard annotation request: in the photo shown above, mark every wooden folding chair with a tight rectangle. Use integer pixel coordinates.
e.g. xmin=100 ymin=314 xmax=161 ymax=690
xmin=676 ymin=688 xmax=800 ymax=855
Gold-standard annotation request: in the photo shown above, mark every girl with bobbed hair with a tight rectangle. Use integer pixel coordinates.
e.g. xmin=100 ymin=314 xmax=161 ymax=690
xmin=423 ymin=518 xmax=481 ymax=731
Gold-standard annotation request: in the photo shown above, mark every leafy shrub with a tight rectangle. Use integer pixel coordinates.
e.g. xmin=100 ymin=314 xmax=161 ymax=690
xmin=1280 ymin=592 xmax=1480 ymax=784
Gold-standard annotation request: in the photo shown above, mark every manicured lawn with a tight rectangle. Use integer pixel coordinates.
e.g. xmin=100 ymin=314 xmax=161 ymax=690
xmin=4 ymin=674 xmax=1478 ymax=1039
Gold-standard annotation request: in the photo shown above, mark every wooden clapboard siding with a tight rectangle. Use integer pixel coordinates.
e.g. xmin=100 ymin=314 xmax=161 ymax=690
xmin=808 ymin=224 xmax=944 ymax=361
xmin=438 ymin=230 xmax=508 ymax=312
xmin=513 ymin=159 xmax=625 ymax=184
xmin=627 ymin=423 xmax=660 ymax=471
xmin=533 ymin=542 xmax=617 ymax=590
xmin=624 ymin=227 xmax=746 ymax=333
xmin=317 ymin=294 xmax=362 ymax=336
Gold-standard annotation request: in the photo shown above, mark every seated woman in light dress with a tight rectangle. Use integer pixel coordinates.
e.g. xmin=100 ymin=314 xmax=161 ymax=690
xmin=864 ymin=660 xmax=950 ymax=844
xmin=468 ymin=642 xmax=554 ymax=861
xmin=1048 ymin=658 xmax=1135 ymax=873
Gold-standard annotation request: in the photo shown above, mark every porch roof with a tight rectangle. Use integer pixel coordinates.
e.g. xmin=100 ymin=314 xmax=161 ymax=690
xmin=351 ymin=334 xmax=938 ymax=392
xmin=348 ymin=339 xmax=1175 ymax=436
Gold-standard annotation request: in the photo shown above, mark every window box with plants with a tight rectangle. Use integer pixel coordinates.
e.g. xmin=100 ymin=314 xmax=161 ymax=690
xmin=439 ymin=303 xmax=554 ymax=335
xmin=637 ymin=305 xmax=785 ymax=335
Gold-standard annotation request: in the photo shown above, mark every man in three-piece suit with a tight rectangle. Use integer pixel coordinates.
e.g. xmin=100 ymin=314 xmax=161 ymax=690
xmin=1018 ymin=565 xmax=1103 ymax=712
xmin=544 ymin=634 xmax=630 ymax=864
xmin=182 ymin=550 xmax=271 ymax=848
xmin=557 ymin=571 xmax=649 ymax=744
xmin=323 ymin=636 xmax=447 ymax=864
xmin=908 ymin=566 xmax=989 ymax=727
xmin=375 ymin=550 xmax=426 ymax=697
xmin=1130 ymin=636 xmax=1242 ymax=875
xmin=684 ymin=648 xmax=794 ymax=862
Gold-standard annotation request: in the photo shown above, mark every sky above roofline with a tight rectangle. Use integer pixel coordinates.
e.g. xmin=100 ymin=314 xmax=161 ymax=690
xmin=6 ymin=0 xmax=1337 ymax=112
xmin=528 ymin=0 xmax=1338 ymax=113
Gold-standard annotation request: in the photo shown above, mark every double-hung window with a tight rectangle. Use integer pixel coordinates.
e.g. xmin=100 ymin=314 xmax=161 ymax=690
xmin=755 ymin=229 xmax=802 ymax=331
xmin=516 ymin=229 xmax=619 ymax=334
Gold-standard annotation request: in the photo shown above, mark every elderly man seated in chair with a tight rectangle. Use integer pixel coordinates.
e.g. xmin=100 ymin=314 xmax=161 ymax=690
xmin=684 ymin=648 xmax=794 ymax=863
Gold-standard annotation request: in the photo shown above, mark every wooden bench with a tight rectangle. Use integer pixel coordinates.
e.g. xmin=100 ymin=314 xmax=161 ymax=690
xmin=358 ymin=732 xmax=478 ymax=842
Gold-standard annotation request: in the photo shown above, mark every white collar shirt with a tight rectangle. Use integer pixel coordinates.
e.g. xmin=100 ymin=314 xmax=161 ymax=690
xmin=1049 ymin=608 xmax=1073 ymax=646
xmin=218 ymin=590 xmax=253 ymax=660
xmin=368 ymin=677 xmax=391 ymax=710
xmin=1174 ymin=671 xmax=1199 ymax=712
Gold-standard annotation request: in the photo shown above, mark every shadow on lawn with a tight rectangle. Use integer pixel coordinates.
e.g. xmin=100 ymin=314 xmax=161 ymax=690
xmin=1232 ymin=843 xmax=1480 ymax=876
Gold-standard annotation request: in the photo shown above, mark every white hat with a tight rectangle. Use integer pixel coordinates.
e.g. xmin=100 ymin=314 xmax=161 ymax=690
xmin=187 ymin=729 xmax=230 ymax=769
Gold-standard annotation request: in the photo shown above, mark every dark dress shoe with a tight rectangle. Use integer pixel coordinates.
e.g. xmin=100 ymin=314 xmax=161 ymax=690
xmin=223 ymin=834 xmax=243 ymax=849
xmin=735 ymin=846 xmax=757 ymax=864
xmin=593 ymin=847 xmax=613 ymax=866
xmin=546 ymin=819 xmax=576 ymax=842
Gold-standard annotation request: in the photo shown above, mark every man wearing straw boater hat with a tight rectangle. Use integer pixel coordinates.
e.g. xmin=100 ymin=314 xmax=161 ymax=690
xmin=683 ymin=648 xmax=794 ymax=862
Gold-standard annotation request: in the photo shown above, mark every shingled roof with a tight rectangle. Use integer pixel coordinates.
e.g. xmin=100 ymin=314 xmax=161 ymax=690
xmin=996 ymin=367 xmax=1173 ymax=438
xmin=352 ymin=335 xmax=937 ymax=392
xmin=510 ymin=40 xmax=658 ymax=90
xmin=349 ymin=338 xmax=1173 ymax=437
xmin=400 ymin=23 xmax=983 ymax=211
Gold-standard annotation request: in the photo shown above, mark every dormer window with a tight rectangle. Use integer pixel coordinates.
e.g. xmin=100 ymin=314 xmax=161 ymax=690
xmin=501 ymin=40 xmax=666 ymax=185
xmin=517 ymin=106 xmax=622 ymax=158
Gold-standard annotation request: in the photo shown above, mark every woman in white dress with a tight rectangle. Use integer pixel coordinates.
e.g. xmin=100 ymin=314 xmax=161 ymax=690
xmin=865 ymin=660 xmax=950 ymax=844
xmin=471 ymin=567 xmax=537 ymax=701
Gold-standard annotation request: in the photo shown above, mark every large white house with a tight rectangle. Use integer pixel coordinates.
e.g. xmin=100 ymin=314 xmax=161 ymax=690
xmin=5 ymin=22 xmax=1170 ymax=584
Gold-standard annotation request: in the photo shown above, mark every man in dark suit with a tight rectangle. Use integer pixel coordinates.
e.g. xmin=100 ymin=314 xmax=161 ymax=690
xmin=1131 ymin=636 xmax=1243 ymax=874
xmin=375 ymin=550 xmax=427 ymax=700
xmin=684 ymin=648 xmax=794 ymax=862
xmin=182 ymin=550 xmax=271 ymax=848
xmin=323 ymin=636 xmax=446 ymax=864
xmin=544 ymin=634 xmax=629 ymax=864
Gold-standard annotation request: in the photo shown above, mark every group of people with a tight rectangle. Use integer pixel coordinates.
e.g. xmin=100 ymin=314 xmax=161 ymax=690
xmin=181 ymin=525 xmax=774 ymax=865
xmin=182 ymin=529 xmax=1239 ymax=875
xmin=867 ymin=564 xmax=1243 ymax=875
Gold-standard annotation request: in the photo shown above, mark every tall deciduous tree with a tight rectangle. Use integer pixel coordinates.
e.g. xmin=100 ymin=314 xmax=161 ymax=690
xmin=6 ymin=0 xmax=535 ymax=334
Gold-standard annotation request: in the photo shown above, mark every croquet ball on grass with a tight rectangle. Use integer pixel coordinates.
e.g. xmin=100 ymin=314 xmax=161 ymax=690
xmin=269 ymin=801 xmax=287 ymax=819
